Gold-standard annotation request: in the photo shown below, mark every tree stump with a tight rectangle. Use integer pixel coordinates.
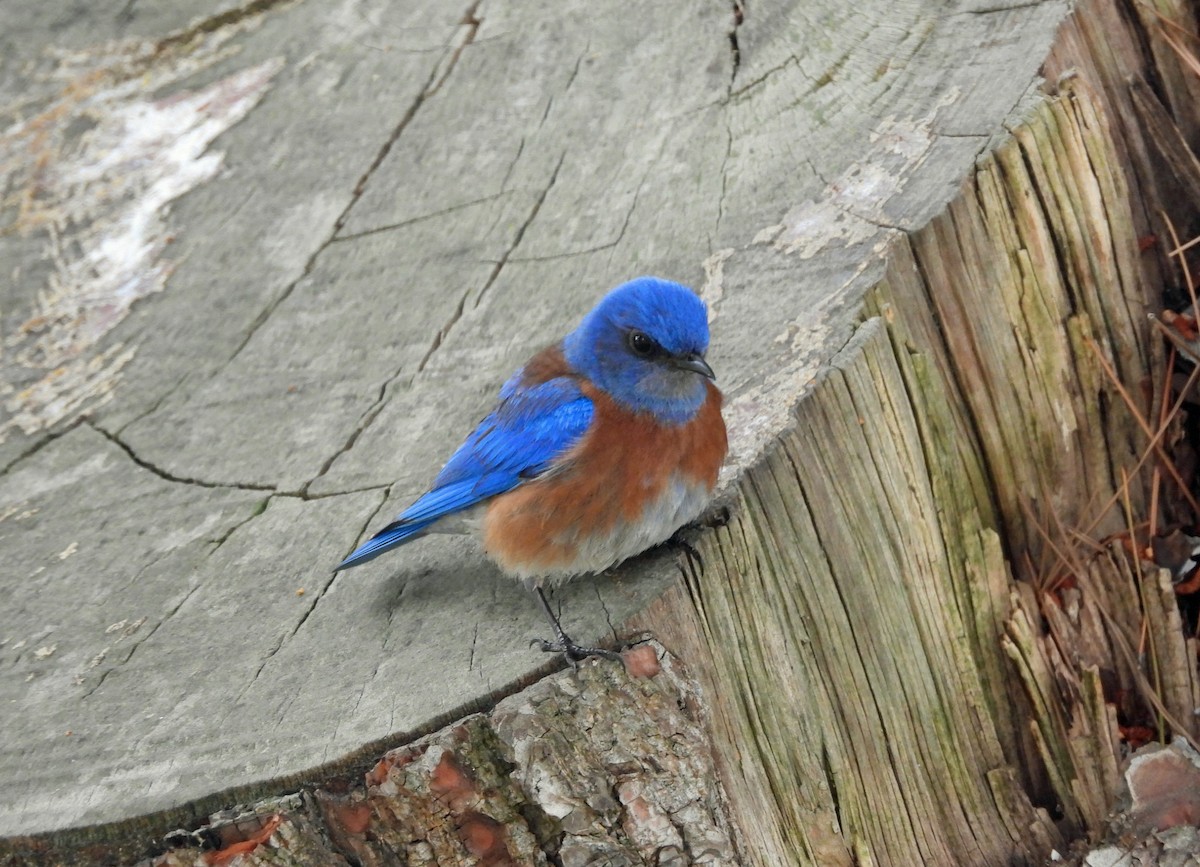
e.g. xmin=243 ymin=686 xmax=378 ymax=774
xmin=2 ymin=0 xmax=1199 ymax=864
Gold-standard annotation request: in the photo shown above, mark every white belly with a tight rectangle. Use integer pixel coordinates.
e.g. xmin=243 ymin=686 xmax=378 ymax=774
xmin=533 ymin=474 xmax=713 ymax=585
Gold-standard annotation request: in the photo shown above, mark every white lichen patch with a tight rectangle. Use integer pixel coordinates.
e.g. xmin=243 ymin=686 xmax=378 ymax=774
xmin=698 ymin=247 xmax=733 ymax=324
xmin=0 ymin=34 xmax=284 ymax=442
xmin=78 ymin=616 xmax=146 ymax=683
xmin=719 ymin=246 xmax=887 ymax=485
xmin=105 ymin=617 xmax=145 ymax=639
xmin=760 ymin=88 xmax=962 ymax=259
xmin=720 ymin=354 xmax=822 ymax=487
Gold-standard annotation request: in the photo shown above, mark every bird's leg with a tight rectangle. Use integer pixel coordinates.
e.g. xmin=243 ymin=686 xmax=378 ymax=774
xmin=531 ymin=586 xmax=622 ymax=664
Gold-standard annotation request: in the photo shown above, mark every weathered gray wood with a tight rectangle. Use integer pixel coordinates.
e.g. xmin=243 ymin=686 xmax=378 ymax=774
xmin=4 ymin=0 xmax=1198 ymax=862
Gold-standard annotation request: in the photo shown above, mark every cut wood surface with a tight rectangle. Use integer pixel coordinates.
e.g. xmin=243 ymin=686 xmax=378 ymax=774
xmin=4 ymin=0 xmax=1200 ymax=863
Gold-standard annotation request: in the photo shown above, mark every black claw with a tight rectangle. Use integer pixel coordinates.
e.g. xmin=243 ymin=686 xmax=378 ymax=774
xmin=686 ymin=503 xmax=731 ymax=531
xmin=533 ymin=637 xmax=622 ymax=665
xmin=704 ymin=504 xmax=732 ymax=528
xmin=666 ymin=527 xmax=705 ymax=571
xmin=665 ymin=505 xmax=731 ymax=571
xmin=531 ymin=586 xmax=622 ymax=665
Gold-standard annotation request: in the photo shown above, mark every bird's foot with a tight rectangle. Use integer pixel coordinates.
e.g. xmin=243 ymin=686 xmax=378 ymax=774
xmin=696 ymin=503 xmax=732 ymax=529
xmin=667 ymin=504 xmax=731 ymax=571
xmin=667 ymin=531 xmax=703 ymax=571
xmin=531 ymin=636 xmax=622 ymax=666
xmin=530 ymin=585 xmax=622 ymax=666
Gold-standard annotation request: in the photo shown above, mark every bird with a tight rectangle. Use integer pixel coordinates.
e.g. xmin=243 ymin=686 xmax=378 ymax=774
xmin=336 ymin=276 xmax=728 ymax=661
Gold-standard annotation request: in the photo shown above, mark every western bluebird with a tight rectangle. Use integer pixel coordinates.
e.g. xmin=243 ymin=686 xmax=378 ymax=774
xmin=336 ymin=276 xmax=728 ymax=661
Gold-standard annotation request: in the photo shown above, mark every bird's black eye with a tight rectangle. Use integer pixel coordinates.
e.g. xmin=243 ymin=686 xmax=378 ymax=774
xmin=627 ymin=330 xmax=658 ymax=358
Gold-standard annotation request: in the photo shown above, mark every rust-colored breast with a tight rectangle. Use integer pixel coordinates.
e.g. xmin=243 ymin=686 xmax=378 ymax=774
xmin=483 ymin=380 xmax=727 ymax=577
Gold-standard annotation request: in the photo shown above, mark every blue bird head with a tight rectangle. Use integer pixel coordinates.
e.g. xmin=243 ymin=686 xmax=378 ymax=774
xmin=563 ymin=277 xmax=714 ymax=424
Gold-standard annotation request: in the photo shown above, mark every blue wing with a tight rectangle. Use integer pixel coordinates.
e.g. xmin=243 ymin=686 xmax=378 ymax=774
xmin=336 ymin=374 xmax=593 ymax=570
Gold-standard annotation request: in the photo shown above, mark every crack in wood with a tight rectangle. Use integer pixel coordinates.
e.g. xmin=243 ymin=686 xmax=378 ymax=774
xmin=88 ymin=412 xmax=386 ymax=499
xmin=329 ymin=662 xmax=380 ymax=754
xmin=1009 ymin=132 xmax=1080 ymax=316
xmin=715 ymin=121 xmax=734 ymax=242
xmin=151 ymin=0 xmax=300 ymax=58
xmin=566 ymin=42 xmax=588 ymax=92
xmin=500 ymin=136 xmax=526 ymax=191
xmin=0 ymin=419 xmax=82 ymax=476
xmin=468 ymin=622 xmax=480 ymax=674
xmin=213 ymin=0 xmax=483 ymax=382
xmin=301 ymin=347 xmax=413 ymax=492
xmin=243 ymin=485 xmax=395 ymax=679
xmin=729 ymin=0 xmax=744 ymax=84
xmin=729 ymin=55 xmax=797 ymax=100
xmin=330 ymin=192 xmax=508 ymax=244
xmin=81 ymin=577 xmax=200 ymax=700
xmin=88 ymin=422 xmax=278 ymax=493
xmin=253 ymin=3 xmax=506 ymax=497
xmin=344 ymin=162 xmax=568 ymax=443
xmin=964 ymin=0 xmax=1056 ymax=13
xmin=208 ymin=496 xmax=274 ymax=554
xmin=509 ymin=159 xmax=646 ymax=265
xmin=265 ymin=492 xmax=389 ymax=660
xmin=344 ymin=485 xmax=394 ymax=569
xmin=309 ymin=150 xmax=569 ymax=483
xmin=424 ymin=0 xmax=483 ymax=99
xmin=112 ymin=370 xmax=193 ymax=439
xmin=591 ymin=579 xmax=619 ymax=644
xmin=470 ymin=151 xmax=566 ymax=311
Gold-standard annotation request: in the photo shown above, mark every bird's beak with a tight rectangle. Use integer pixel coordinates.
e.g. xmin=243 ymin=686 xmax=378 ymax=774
xmin=673 ymin=353 xmax=716 ymax=380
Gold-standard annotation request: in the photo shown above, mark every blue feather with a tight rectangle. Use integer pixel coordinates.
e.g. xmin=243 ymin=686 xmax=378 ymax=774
xmin=336 ymin=375 xmax=593 ymax=570
xmin=334 ymin=518 xmax=439 ymax=569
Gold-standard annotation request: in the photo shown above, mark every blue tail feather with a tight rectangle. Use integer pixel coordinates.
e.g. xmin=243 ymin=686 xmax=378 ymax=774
xmin=335 ymin=518 xmax=438 ymax=571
